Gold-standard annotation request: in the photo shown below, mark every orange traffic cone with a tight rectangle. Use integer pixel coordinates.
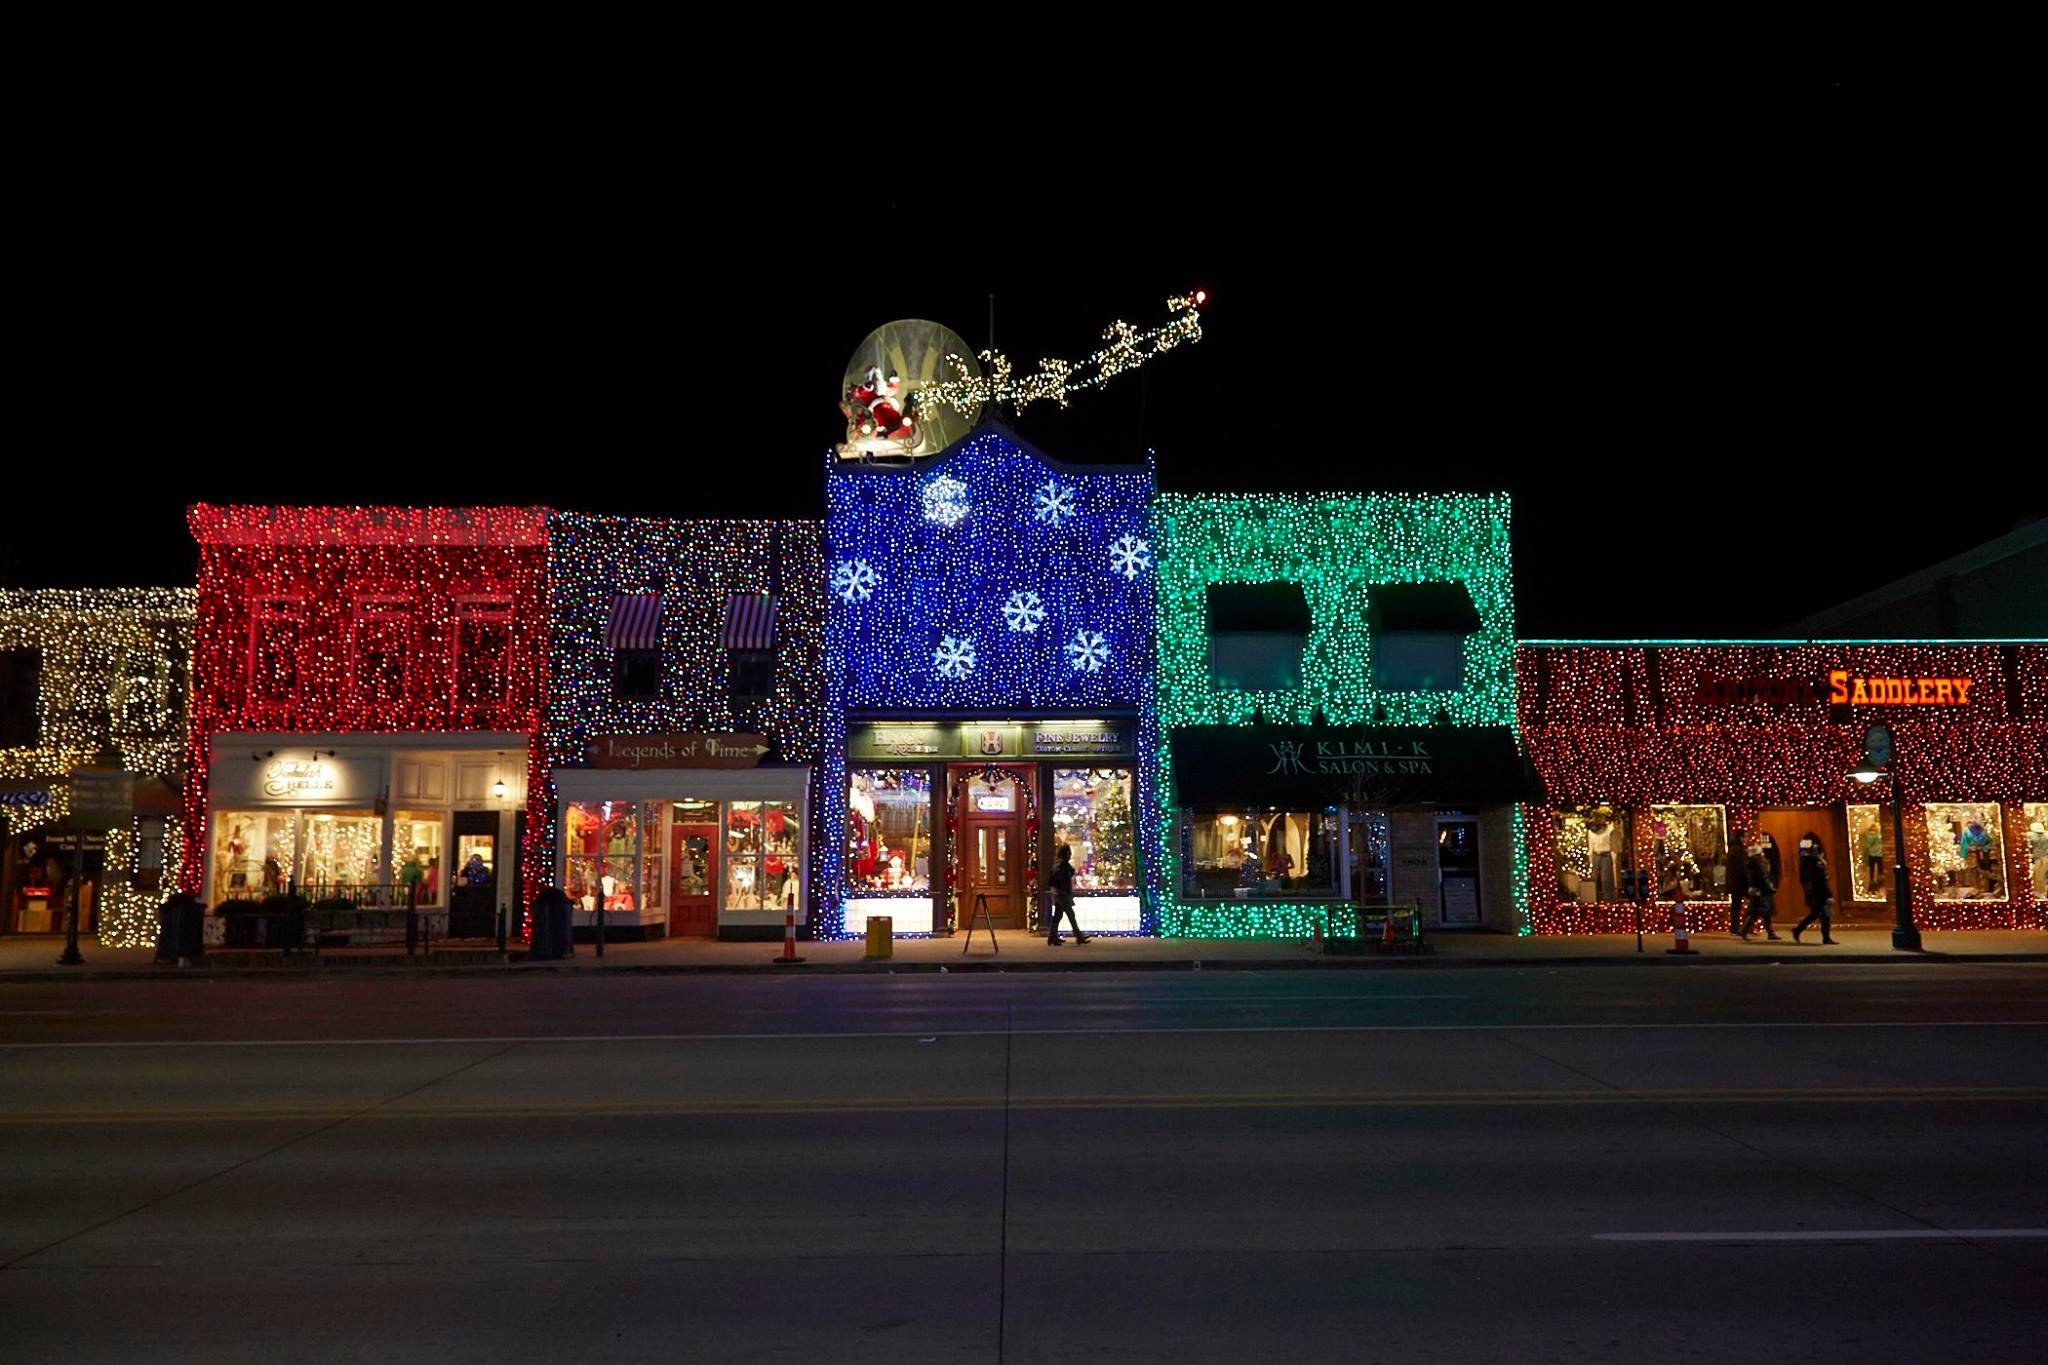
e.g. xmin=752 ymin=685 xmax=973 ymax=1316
xmin=1382 ymin=910 xmax=1398 ymax=947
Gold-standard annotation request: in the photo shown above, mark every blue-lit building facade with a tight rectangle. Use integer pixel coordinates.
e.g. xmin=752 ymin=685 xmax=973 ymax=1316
xmin=819 ymin=427 xmax=1156 ymax=938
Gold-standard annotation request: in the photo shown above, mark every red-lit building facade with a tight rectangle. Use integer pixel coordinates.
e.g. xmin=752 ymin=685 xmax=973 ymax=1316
xmin=179 ymin=507 xmax=549 ymax=937
xmin=1519 ymin=643 xmax=2048 ymax=934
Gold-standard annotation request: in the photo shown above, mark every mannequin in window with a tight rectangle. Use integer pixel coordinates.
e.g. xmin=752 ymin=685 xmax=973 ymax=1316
xmin=1860 ymin=820 xmax=1884 ymax=891
xmin=1584 ymin=812 xmax=1619 ymax=903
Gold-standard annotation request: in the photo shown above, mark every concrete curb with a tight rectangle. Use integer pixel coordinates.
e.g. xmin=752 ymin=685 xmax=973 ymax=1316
xmin=3 ymin=950 xmax=2044 ymax=983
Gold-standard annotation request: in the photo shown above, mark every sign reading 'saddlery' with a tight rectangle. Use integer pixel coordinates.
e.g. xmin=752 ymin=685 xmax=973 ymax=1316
xmin=586 ymin=733 xmax=770 ymax=770
xmin=1828 ymin=671 xmax=1974 ymax=707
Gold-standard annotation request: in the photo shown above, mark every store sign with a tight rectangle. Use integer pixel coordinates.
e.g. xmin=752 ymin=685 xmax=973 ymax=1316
xmin=0 ymin=784 xmax=55 ymax=810
xmin=586 ymin=733 xmax=770 ymax=770
xmin=1695 ymin=679 xmax=1826 ymax=707
xmin=261 ymin=758 xmax=339 ymax=800
xmin=1828 ymin=671 xmax=1974 ymax=707
xmin=67 ymin=769 xmax=135 ymax=831
xmin=847 ymin=720 xmax=1133 ymax=763
xmin=1267 ymin=738 xmax=1434 ymax=779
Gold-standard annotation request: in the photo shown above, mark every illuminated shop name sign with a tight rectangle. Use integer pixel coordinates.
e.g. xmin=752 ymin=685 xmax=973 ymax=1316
xmin=262 ymin=759 xmax=338 ymax=799
xmin=1827 ymin=671 xmax=1975 ymax=707
xmin=1267 ymin=739 xmax=1433 ymax=777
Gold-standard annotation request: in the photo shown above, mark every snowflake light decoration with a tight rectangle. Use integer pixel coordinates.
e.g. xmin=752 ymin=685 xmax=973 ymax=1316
xmin=1065 ymin=628 xmax=1110 ymax=673
xmin=921 ymin=474 xmax=970 ymax=528
xmin=933 ymin=633 xmax=977 ymax=680
xmin=830 ymin=558 xmax=877 ymax=603
xmin=1002 ymin=590 xmax=1047 ymax=633
xmin=1033 ymin=479 xmax=1076 ymax=527
xmin=1108 ymin=533 xmax=1152 ymax=580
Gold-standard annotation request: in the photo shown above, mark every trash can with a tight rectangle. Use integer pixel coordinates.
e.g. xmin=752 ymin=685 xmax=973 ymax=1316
xmin=530 ymin=887 xmax=573 ymax=960
xmin=155 ymin=892 xmax=205 ymax=963
xmin=863 ymin=915 xmax=893 ymax=960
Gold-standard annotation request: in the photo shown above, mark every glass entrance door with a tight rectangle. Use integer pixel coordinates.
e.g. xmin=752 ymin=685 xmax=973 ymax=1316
xmin=1436 ymin=816 xmax=1482 ymax=926
xmin=957 ymin=769 xmax=1024 ymax=929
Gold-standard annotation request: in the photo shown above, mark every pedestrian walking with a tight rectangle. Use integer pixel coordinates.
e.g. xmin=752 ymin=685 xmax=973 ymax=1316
xmin=1793 ymin=831 xmax=1837 ymax=944
xmin=1726 ymin=827 xmax=1750 ymax=935
xmin=1045 ymin=844 xmax=1089 ymax=946
xmin=1738 ymin=837 xmax=1780 ymax=940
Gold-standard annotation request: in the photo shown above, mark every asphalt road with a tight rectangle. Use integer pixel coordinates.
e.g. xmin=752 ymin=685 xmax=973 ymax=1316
xmin=3 ymin=964 xmax=2045 ymax=1363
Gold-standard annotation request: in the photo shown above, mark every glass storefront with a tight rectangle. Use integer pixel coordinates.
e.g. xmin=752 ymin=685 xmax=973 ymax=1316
xmin=1846 ymin=803 xmax=1894 ymax=902
xmin=1552 ymin=805 xmax=1630 ymax=904
xmin=1922 ymin=802 xmax=2006 ymax=901
xmin=210 ymin=811 xmax=298 ymax=903
xmin=560 ymin=794 xmax=803 ymax=920
xmin=300 ymin=812 xmax=385 ymax=893
xmin=1648 ymin=804 xmax=1731 ymax=902
xmin=2026 ymin=803 xmax=2048 ymax=898
xmin=1181 ymin=809 xmax=1339 ymax=899
xmin=1050 ymin=768 xmax=1136 ymax=892
xmin=390 ymin=810 xmax=446 ymax=904
xmin=726 ymin=800 xmax=799 ymax=910
xmin=848 ymin=770 xmax=932 ymax=892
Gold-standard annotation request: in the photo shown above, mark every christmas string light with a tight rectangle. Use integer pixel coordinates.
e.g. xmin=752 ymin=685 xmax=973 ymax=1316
xmin=921 ymin=293 xmax=1205 ymax=418
xmin=817 ymin=429 xmax=1155 ymax=939
xmin=541 ymin=514 xmax=826 ymax=924
xmin=178 ymin=507 xmax=552 ymax=917
xmin=1148 ymin=493 xmax=1520 ymax=938
xmin=1518 ymin=643 xmax=2048 ymax=933
xmin=1 ymin=589 xmax=194 ymax=947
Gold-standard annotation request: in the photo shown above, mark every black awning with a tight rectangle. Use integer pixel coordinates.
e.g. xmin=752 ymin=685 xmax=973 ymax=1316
xmin=1368 ymin=583 xmax=1482 ymax=633
xmin=1207 ymin=582 xmax=1311 ymax=633
xmin=1169 ymin=724 xmax=1544 ymax=808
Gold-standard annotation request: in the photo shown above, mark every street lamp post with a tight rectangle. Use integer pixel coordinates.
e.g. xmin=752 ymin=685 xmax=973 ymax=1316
xmin=1851 ymin=725 xmax=1920 ymax=952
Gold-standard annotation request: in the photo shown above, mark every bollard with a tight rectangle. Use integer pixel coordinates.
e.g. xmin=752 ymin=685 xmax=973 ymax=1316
xmin=1312 ymin=917 xmax=1324 ymax=953
xmin=595 ymin=901 xmax=606 ymax=958
xmin=496 ymin=904 xmax=507 ymax=955
xmin=405 ymin=882 xmax=420 ymax=957
xmin=1665 ymin=901 xmax=1697 ymax=956
xmin=1381 ymin=909 xmax=1397 ymax=947
xmin=772 ymin=904 xmax=805 ymax=964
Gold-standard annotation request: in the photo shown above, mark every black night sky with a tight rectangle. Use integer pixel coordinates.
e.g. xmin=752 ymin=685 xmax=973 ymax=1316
xmin=13 ymin=61 xmax=2038 ymax=635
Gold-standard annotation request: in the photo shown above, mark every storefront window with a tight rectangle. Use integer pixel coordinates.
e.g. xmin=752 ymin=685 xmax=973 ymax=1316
xmin=848 ymin=770 xmax=931 ymax=892
xmin=391 ymin=811 xmax=445 ymax=905
xmin=563 ymin=800 xmax=640 ymax=913
xmin=728 ymin=800 xmax=800 ymax=910
xmin=1648 ymin=804 xmax=1730 ymax=902
xmin=456 ymin=833 xmax=496 ymax=888
xmin=1553 ymin=806 xmax=1630 ymax=903
xmin=641 ymin=801 xmax=664 ymax=912
xmin=1182 ymin=809 xmax=1339 ymax=899
xmin=212 ymin=811 xmax=296 ymax=902
xmin=1846 ymin=804 xmax=1894 ymax=902
xmin=1923 ymin=802 xmax=2005 ymax=901
xmin=301 ymin=812 xmax=383 ymax=894
xmin=1349 ymin=809 xmax=1391 ymax=903
xmin=1051 ymin=769 xmax=1136 ymax=891
xmin=671 ymin=798 xmax=717 ymax=899
xmin=2025 ymin=804 xmax=2048 ymax=897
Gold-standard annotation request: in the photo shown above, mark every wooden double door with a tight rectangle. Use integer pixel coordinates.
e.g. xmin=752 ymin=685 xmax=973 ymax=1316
xmin=955 ymin=766 xmax=1029 ymax=929
xmin=1751 ymin=807 xmax=1859 ymax=921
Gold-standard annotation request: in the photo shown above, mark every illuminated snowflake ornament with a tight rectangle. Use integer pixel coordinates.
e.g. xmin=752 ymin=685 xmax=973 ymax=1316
xmin=1107 ymin=533 xmax=1152 ymax=580
xmin=1065 ymin=628 xmax=1110 ymax=673
xmin=1002 ymin=590 xmax=1047 ymax=633
xmin=921 ymin=474 xmax=970 ymax=528
xmin=933 ymin=633 xmax=977 ymax=680
xmin=1033 ymin=479 xmax=1076 ymax=527
xmin=830 ymin=558 xmax=877 ymax=603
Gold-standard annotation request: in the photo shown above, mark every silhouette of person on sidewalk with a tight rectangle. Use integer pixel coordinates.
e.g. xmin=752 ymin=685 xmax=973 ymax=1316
xmin=1793 ymin=831 xmax=1838 ymax=944
xmin=1046 ymin=844 xmax=1089 ymax=946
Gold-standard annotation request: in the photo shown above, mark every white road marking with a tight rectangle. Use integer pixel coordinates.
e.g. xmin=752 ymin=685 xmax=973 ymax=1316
xmin=0 ymin=1019 xmax=2045 ymax=1049
xmin=1596 ymin=1229 xmax=2048 ymax=1243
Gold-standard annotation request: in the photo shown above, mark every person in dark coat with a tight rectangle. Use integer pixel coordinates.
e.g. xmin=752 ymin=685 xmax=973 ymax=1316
xmin=1045 ymin=844 xmax=1089 ymax=946
xmin=1726 ymin=828 xmax=1750 ymax=935
xmin=1793 ymin=831 xmax=1838 ymax=944
xmin=1738 ymin=837 xmax=1781 ymax=940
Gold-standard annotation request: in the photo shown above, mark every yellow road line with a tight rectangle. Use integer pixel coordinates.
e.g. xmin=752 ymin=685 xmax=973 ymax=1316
xmin=4 ymin=1086 xmax=2046 ymax=1123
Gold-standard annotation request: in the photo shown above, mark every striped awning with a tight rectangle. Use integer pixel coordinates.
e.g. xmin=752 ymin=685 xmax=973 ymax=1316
xmin=722 ymin=593 xmax=776 ymax=650
xmin=604 ymin=593 xmax=663 ymax=651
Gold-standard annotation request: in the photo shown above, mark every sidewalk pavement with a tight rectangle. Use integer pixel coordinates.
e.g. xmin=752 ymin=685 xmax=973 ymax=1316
xmin=2 ymin=925 xmax=2044 ymax=980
